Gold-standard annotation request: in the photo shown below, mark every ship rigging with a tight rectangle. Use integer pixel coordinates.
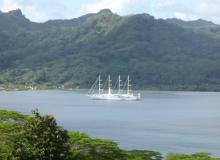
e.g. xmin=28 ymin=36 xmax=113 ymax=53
xmin=88 ymin=75 xmax=141 ymax=100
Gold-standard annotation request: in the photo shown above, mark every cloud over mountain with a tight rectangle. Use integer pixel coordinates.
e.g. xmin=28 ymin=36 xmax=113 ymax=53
xmin=0 ymin=0 xmax=220 ymax=23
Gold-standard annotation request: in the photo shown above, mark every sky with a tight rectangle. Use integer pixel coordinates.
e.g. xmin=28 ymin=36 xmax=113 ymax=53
xmin=0 ymin=0 xmax=220 ymax=24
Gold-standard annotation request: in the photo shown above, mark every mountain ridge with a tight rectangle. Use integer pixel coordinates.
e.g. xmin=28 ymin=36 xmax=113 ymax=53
xmin=166 ymin=18 xmax=219 ymax=28
xmin=1 ymin=8 xmax=220 ymax=26
xmin=1 ymin=9 xmax=220 ymax=91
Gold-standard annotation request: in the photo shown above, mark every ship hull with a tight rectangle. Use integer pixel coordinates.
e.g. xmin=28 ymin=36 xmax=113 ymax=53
xmin=88 ymin=93 xmax=140 ymax=101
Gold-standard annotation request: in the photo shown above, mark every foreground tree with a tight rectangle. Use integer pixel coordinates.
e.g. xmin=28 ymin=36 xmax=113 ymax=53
xmin=0 ymin=110 xmax=28 ymax=159
xmin=68 ymin=131 xmax=125 ymax=160
xmin=68 ymin=131 xmax=162 ymax=160
xmin=11 ymin=110 xmax=70 ymax=160
xmin=126 ymin=150 xmax=162 ymax=160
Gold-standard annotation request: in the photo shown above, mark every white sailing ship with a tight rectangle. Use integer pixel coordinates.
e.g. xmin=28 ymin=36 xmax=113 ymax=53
xmin=87 ymin=75 xmax=141 ymax=100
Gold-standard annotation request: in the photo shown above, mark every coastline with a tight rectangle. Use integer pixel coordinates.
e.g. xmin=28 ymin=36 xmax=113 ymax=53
xmin=1 ymin=84 xmax=220 ymax=92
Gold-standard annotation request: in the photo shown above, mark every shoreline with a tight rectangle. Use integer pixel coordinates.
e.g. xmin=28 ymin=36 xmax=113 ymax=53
xmin=1 ymin=85 xmax=220 ymax=92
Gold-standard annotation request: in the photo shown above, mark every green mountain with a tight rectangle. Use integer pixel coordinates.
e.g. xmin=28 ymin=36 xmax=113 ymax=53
xmin=166 ymin=18 xmax=218 ymax=28
xmin=166 ymin=18 xmax=220 ymax=39
xmin=1 ymin=9 xmax=220 ymax=90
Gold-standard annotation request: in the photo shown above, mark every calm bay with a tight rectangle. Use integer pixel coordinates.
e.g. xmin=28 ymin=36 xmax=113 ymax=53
xmin=0 ymin=90 xmax=220 ymax=156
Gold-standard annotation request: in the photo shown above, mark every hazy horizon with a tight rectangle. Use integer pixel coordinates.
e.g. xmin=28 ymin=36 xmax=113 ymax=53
xmin=0 ymin=0 xmax=220 ymax=24
xmin=1 ymin=7 xmax=219 ymax=26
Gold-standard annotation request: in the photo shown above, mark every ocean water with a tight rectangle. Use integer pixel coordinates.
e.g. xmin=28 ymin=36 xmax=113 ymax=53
xmin=0 ymin=90 xmax=220 ymax=156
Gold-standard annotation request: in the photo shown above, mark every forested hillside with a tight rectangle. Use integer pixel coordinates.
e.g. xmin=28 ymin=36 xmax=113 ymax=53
xmin=1 ymin=9 xmax=220 ymax=90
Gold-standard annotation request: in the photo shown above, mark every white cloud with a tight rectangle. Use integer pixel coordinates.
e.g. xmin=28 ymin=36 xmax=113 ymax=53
xmin=23 ymin=5 xmax=48 ymax=22
xmin=1 ymin=0 xmax=21 ymax=11
xmin=74 ymin=0 xmax=137 ymax=17
xmin=157 ymin=0 xmax=176 ymax=8
xmin=173 ymin=12 xmax=198 ymax=21
xmin=151 ymin=0 xmax=220 ymax=23
xmin=174 ymin=12 xmax=187 ymax=20
xmin=189 ymin=0 xmax=220 ymax=23
xmin=0 ymin=0 xmax=68 ymax=22
xmin=1 ymin=0 xmax=220 ymax=24
xmin=195 ymin=1 xmax=220 ymax=16
xmin=0 ymin=0 xmax=48 ymax=22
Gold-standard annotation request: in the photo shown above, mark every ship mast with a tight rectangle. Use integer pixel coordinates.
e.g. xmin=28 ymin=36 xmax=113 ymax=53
xmin=98 ymin=75 xmax=101 ymax=95
xmin=127 ymin=75 xmax=131 ymax=94
xmin=108 ymin=75 xmax=111 ymax=94
xmin=118 ymin=75 xmax=122 ymax=94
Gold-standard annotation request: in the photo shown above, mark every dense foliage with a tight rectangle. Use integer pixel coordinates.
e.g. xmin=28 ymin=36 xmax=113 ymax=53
xmin=0 ymin=110 xmax=27 ymax=159
xmin=166 ymin=153 xmax=220 ymax=160
xmin=69 ymin=131 xmax=125 ymax=160
xmin=0 ymin=109 xmax=219 ymax=160
xmin=1 ymin=9 xmax=220 ymax=90
xmin=12 ymin=110 xmax=70 ymax=160
xmin=68 ymin=131 xmax=162 ymax=160
xmin=0 ymin=109 xmax=162 ymax=160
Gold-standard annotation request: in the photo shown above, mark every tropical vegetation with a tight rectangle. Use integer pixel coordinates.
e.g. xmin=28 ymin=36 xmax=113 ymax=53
xmin=1 ymin=9 xmax=220 ymax=91
xmin=0 ymin=109 xmax=219 ymax=160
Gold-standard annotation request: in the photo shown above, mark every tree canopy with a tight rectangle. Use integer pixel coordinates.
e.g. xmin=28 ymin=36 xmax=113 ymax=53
xmin=11 ymin=110 xmax=70 ymax=160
